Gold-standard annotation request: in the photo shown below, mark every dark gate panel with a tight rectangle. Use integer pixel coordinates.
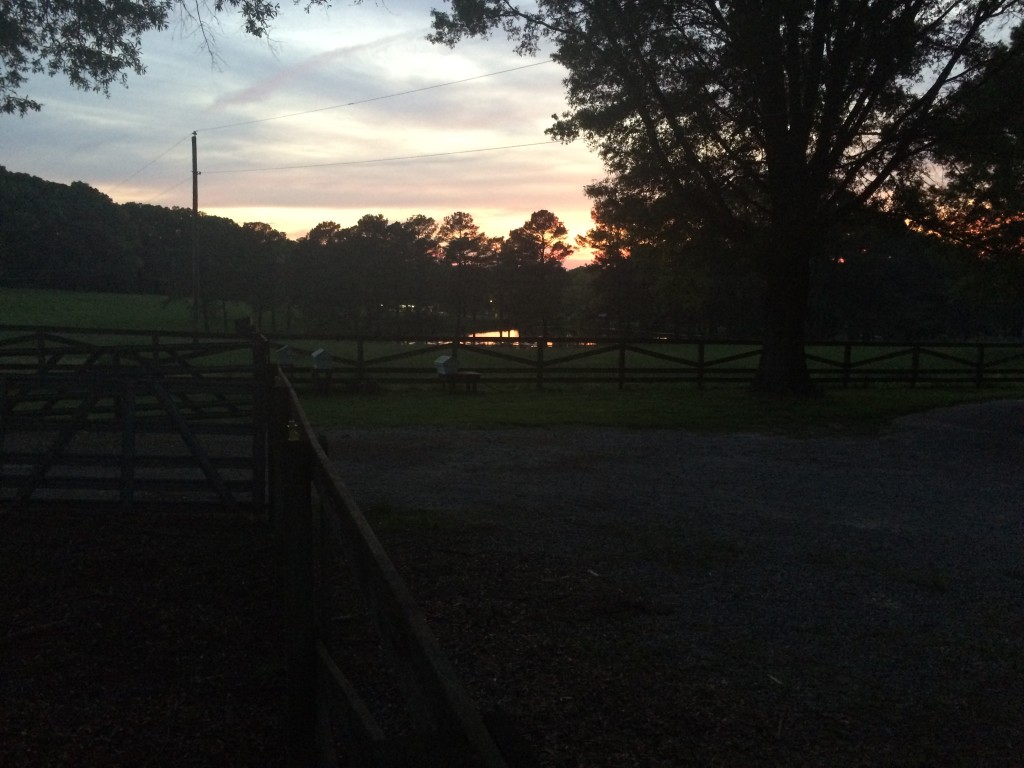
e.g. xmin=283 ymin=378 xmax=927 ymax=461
xmin=0 ymin=329 xmax=270 ymax=511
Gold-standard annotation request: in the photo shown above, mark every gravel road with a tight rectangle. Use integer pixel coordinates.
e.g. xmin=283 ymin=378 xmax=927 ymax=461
xmin=320 ymin=399 xmax=1024 ymax=766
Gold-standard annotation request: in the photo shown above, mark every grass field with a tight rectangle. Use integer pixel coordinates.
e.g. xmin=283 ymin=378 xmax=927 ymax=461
xmin=299 ymin=384 xmax=1023 ymax=434
xmin=4 ymin=287 xmax=1022 ymax=433
xmin=0 ymin=288 xmax=251 ymax=332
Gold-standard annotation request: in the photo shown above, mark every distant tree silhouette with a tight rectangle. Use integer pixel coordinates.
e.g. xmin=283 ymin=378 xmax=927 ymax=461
xmin=0 ymin=168 xmax=134 ymax=291
xmin=239 ymin=222 xmax=292 ymax=331
xmin=291 ymin=215 xmax=441 ymax=334
xmin=122 ymin=203 xmax=193 ymax=296
xmin=437 ymin=212 xmax=500 ymax=334
xmin=499 ymin=210 xmax=573 ymax=335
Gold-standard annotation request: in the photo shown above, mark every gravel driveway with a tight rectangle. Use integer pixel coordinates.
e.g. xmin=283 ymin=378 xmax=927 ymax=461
xmin=322 ymin=399 xmax=1024 ymax=766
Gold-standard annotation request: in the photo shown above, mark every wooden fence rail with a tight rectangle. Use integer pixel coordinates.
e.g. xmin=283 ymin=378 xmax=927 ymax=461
xmin=5 ymin=327 xmax=1022 ymax=391
xmin=270 ymin=371 xmax=533 ymax=767
xmin=267 ymin=336 xmax=1024 ymax=390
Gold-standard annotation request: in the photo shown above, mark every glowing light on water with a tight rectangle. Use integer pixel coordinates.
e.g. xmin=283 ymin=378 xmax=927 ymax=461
xmin=469 ymin=329 xmax=520 ymax=339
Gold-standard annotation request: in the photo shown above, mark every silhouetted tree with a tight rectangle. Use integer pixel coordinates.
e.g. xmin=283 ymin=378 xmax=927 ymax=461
xmin=0 ymin=167 xmax=135 ymax=291
xmin=431 ymin=0 xmax=1024 ymax=392
xmin=913 ymin=23 xmax=1024 ymax=335
xmin=122 ymin=203 xmax=193 ymax=296
xmin=499 ymin=210 xmax=573 ymax=335
xmin=437 ymin=212 xmax=500 ymax=333
xmin=291 ymin=215 xmax=442 ymax=334
xmin=1 ymin=0 xmax=331 ymax=115
xmin=239 ymin=221 xmax=292 ymax=331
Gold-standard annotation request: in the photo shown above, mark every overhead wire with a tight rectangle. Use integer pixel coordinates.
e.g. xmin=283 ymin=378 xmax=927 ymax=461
xmin=202 ymin=141 xmax=555 ymax=175
xmin=194 ymin=59 xmax=554 ymax=133
xmin=142 ymin=177 xmax=190 ymax=205
xmin=108 ymin=135 xmax=191 ymax=194
xmin=109 ymin=58 xmax=560 ymax=200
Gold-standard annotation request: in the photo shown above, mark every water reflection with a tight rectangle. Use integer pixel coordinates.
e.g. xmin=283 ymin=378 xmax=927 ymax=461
xmin=469 ymin=329 xmax=520 ymax=339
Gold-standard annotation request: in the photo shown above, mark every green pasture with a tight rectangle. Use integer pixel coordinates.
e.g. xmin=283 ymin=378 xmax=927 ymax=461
xmin=0 ymin=288 xmax=222 ymax=331
xmin=299 ymin=384 xmax=1023 ymax=435
xmin=3 ymin=287 xmax=1022 ymax=435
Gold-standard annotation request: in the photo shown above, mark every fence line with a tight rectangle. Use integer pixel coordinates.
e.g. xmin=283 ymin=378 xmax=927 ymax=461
xmin=267 ymin=336 xmax=1024 ymax=390
xmin=3 ymin=326 xmax=1022 ymax=391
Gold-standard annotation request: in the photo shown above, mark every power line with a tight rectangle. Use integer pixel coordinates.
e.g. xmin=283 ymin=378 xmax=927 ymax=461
xmin=142 ymin=177 xmax=189 ymax=204
xmin=108 ymin=136 xmax=190 ymax=194
xmin=109 ymin=58 xmax=557 ymax=195
xmin=202 ymin=141 xmax=556 ymax=175
xmin=194 ymin=59 xmax=554 ymax=133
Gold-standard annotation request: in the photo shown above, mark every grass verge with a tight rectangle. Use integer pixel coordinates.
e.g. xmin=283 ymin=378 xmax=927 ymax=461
xmin=299 ymin=383 xmax=1024 ymax=434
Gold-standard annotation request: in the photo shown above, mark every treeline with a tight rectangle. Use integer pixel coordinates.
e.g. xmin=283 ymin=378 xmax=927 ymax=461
xmin=1 ymin=166 xmax=1020 ymax=339
xmin=587 ymin=208 xmax=1023 ymax=341
xmin=0 ymin=167 xmax=574 ymax=336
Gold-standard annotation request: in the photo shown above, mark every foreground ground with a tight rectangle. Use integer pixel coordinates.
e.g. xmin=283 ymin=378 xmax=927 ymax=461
xmin=2 ymin=399 xmax=1022 ymax=766
xmin=326 ymin=399 xmax=1024 ymax=767
xmin=0 ymin=511 xmax=285 ymax=767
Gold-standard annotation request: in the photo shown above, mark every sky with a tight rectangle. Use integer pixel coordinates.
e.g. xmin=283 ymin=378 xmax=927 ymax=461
xmin=0 ymin=0 xmax=606 ymax=267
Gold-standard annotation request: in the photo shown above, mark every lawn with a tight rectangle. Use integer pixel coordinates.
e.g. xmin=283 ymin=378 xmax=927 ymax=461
xmin=299 ymin=383 xmax=1024 ymax=434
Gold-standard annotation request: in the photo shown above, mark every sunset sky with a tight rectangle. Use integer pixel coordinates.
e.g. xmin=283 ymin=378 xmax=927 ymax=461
xmin=0 ymin=1 xmax=605 ymax=266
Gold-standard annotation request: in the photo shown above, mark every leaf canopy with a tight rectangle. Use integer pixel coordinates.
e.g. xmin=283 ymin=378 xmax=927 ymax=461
xmin=0 ymin=0 xmax=332 ymax=115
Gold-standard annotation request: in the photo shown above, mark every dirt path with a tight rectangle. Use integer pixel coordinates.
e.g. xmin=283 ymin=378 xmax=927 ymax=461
xmin=322 ymin=399 xmax=1024 ymax=766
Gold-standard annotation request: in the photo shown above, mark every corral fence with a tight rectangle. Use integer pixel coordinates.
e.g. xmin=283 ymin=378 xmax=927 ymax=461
xmin=0 ymin=325 xmax=533 ymax=766
xmin=270 ymin=335 xmax=1024 ymax=390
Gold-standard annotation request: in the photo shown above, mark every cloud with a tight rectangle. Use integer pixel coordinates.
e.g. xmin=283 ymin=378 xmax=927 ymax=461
xmin=211 ymin=30 xmax=426 ymax=108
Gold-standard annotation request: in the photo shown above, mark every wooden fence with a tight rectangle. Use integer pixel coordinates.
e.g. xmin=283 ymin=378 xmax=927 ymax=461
xmin=0 ymin=325 xmax=534 ymax=765
xmin=0 ymin=327 xmax=270 ymax=509
xmin=269 ymin=371 xmax=532 ymax=767
xmin=269 ymin=335 xmax=1024 ymax=390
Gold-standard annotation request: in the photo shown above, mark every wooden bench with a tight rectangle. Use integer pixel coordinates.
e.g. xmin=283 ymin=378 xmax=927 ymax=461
xmin=439 ymin=371 xmax=481 ymax=393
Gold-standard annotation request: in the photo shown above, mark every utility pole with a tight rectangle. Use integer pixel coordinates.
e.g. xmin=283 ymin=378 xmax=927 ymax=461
xmin=191 ymin=131 xmax=200 ymax=335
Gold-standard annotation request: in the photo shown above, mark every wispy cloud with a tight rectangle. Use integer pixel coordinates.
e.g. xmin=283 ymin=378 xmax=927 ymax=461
xmin=212 ymin=30 xmax=424 ymax=108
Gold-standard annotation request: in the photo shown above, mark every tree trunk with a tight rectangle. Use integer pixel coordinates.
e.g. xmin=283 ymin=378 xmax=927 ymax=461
xmin=753 ymin=225 xmax=816 ymax=395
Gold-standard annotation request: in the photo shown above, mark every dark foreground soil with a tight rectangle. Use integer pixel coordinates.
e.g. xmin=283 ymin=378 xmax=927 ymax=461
xmin=2 ymin=399 xmax=1023 ymax=767
xmin=0 ymin=510 xmax=285 ymax=767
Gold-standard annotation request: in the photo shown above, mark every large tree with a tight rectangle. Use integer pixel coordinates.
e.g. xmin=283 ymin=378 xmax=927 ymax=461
xmin=437 ymin=211 xmax=500 ymax=333
xmin=499 ymin=210 xmax=573 ymax=334
xmin=1 ymin=0 xmax=330 ymax=115
xmin=430 ymin=0 xmax=1024 ymax=392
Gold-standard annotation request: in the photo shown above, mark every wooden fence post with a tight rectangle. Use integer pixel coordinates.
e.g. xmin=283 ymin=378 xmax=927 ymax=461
xmin=119 ymin=378 xmax=136 ymax=513
xmin=0 ymin=376 xmax=6 ymax=471
xmin=276 ymin=425 xmax=317 ymax=768
xmin=697 ymin=342 xmax=705 ymax=389
xmin=252 ymin=338 xmax=271 ymax=513
xmin=536 ymin=338 xmax=545 ymax=391
xmin=35 ymin=331 xmax=44 ymax=380
xmin=911 ymin=346 xmax=920 ymax=387
xmin=268 ymin=381 xmax=289 ymax=530
xmin=975 ymin=343 xmax=985 ymax=388
xmin=617 ymin=341 xmax=626 ymax=391
xmin=843 ymin=343 xmax=852 ymax=387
